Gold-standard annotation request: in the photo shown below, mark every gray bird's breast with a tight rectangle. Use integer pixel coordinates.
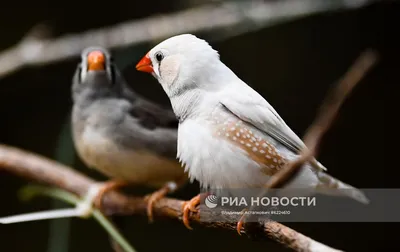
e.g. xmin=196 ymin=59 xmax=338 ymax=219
xmin=73 ymin=119 xmax=183 ymax=188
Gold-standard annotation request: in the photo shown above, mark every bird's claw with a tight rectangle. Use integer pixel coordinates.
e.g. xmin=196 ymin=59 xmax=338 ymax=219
xmin=145 ymin=183 xmax=176 ymax=223
xmin=93 ymin=180 xmax=129 ymax=210
xmin=182 ymin=194 xmax=201 ymax=230
xmin=236 ymin=208 xmax=248 ymax=235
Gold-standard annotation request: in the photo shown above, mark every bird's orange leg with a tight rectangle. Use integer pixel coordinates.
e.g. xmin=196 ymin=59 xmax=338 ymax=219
xmin=145 ymin=176 xmax=188 ymax=223
xmin=182 ymin=194 xmax=201 ymax=230
xmin=145 ymin=182 xmax=177 ymax=223
xmin=94 ymin=180 xmax=129 ymax=210
xmin=236 ymin=208 xmax=248 ymax=235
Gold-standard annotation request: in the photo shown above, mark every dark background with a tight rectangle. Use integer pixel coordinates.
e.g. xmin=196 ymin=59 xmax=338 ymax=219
xmin=0 ymin=1 xmax=392 ymax=251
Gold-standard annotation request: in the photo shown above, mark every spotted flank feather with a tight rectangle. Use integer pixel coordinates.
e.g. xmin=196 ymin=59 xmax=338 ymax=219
xmin=214 ymin=119 xmax=287 ymax=176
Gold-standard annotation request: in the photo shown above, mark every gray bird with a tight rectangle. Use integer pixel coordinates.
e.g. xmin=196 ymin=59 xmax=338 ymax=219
xmin=71 ymin=47 xmax=187 ymax=221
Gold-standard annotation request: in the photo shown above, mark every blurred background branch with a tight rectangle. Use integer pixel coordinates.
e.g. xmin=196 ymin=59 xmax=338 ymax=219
xmin=0 ymin=0 xmax=377 ymax=78
xmin=263 ymin=49 xmax=378 ymax=189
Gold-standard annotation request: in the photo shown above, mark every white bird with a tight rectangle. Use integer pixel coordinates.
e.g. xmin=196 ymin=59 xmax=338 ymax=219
xmin=136 ymin=34 xmax=369 ymax=229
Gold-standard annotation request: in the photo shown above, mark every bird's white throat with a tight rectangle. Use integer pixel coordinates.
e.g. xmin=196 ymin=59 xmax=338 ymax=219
xmin=168 ymin=61 xmax=238 ymax=121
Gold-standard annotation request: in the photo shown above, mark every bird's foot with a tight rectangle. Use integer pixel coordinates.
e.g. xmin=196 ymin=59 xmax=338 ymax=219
xmin=236 ymin=208 xmax=249 ymax=235
xmin=144 ymin=182 xmax=178 ymax=223
xmin=93 ymin=180 xmax=129 ymax=211
xmin=182 ymin=194 xmax=201 ymax=230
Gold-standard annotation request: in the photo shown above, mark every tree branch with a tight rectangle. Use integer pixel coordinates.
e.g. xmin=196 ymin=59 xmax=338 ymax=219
xmin=0 ymin=143 xmax=339 ymax=252
xmin=0 ymin=0 xmax=377 ymax=78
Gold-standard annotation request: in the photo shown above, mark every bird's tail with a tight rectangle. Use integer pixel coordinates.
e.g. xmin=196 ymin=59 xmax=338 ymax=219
xmin=315 ymin=171 xmax=369 ymax=204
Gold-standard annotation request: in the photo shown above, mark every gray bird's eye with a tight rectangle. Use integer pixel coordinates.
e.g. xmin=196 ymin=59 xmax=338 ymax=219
xmin=155 ymin=51 xmax=164 ymax=62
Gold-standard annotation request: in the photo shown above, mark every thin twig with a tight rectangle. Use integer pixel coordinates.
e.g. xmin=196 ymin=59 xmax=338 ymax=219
xmin=0 ymin=0 xmax=376 ymax=78
xmin=19 ymin=186 xmax=137 ymax=252
xmin=265 ymin=49 xmax=378 ymax=189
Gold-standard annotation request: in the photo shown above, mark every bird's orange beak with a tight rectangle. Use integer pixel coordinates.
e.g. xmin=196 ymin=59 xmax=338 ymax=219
xmin=136 ymin=52 xmax=154 ymax=73
xmin=87 ymin=50 xmax=105 ymax=71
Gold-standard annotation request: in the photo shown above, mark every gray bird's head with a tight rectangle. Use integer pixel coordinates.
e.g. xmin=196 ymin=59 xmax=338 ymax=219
xmin=72 ymin=46 xmax=122 ymax=102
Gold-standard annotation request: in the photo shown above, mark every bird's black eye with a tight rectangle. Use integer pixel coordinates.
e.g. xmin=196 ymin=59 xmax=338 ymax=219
xmin=155 ymin=51 xmax=164 ymax=62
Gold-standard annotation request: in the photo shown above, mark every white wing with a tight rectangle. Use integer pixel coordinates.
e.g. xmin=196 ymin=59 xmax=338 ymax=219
xmin=218 ymin=82 xmax=327 ymax=171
